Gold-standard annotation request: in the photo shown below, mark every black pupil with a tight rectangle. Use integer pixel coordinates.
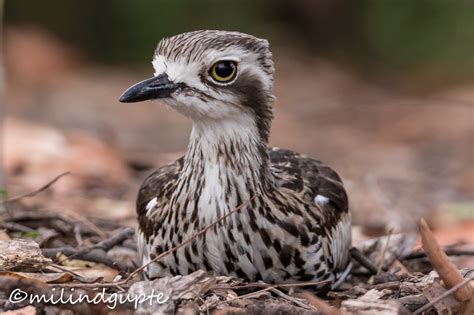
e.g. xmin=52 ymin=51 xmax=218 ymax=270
xmin=215 ymin=62 xmax=233 ymax=78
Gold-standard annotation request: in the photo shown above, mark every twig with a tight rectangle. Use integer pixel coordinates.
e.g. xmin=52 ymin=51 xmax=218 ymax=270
xmin=350 ymin=247 xmax=378 ymax=274
xmin=124 ymin=196 xmax=256 ymax=282
xmin=371 ymin=281 xmax=400 ymax=291
xmin=234 ymin=286 xmax=274 ymax=300
xmin=206 ymin=285 xmax=274 ymax=313
xmin=48 ymin=263 xmax=84 ymax=278
xmin=413 ymin=275 xmax=473 ymax=314
xmin=93 ymin=227 xmax=134 ymax=251
xmin=73 ymin=225 xmax=84 ymax=246
xmin=7 ymin=211 xmax=107 ymax=239
xmin=377 ymin=228 xmax=393 ymax=274
xmin=51 ymin=228 xmax=133 ymax=271
xmin=42 ymin=246 xmax=130 ymax=272
xmin=55 ymin=227 xmax=134 ymax=265
xmin=269 ymin=287 xmax=319 ymax=311
xmin=0 ymin=221 xmax=34 ymax=233
xmin=419 ymin=218 xmax=472 ymax=302
xmin=51 ymin=197 xmax=256 ymax=289
xmin=1 ymin=172 xmax=70 ymax=204
xmin=398 ymin=294 xmax=429 ymax=312
xmin=47 ymin=263 xmax=104 ymax=284
xmin=63 ymin=212 xmax=108 ymax=239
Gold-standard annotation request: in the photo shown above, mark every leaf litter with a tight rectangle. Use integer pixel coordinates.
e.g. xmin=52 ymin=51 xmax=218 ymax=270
xmin=0 ymin=174 xmax=472 ymax=314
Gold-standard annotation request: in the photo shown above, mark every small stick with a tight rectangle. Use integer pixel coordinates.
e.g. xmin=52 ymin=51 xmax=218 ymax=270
xmin=42 ymin=246 xmax=129 ymax=271
xmin=207 ymin=285 xmax=274 ymax=312
xmin=52 ymin=197 xmax=256 ymax=289
xmin=54 ymin=228 xmax=133 ymax=265
xmin=94 ymin=227 xmax=134 ymax=251
xmin=1 ymin=172 xmax=70 ymax=204
xmin=73 ymin=225 xmax=84 ymax=247
xmin=419 ymin=218 xmax=472 ymax=302
xmin=269 ymin=287 xmax=318 ymax=311
xmin=350 ymin=247 xmax=378 ymax=274
xmin=377 ymin=228 xmax=393 ymax=274
xmin=125 ymin=196 xmax=256 ymax=282
xmin=0 ymin=221 xmax=34 ymax=233
xmin=64 ymin=213 xmax=108 ymax=239
xmin=234 ymin=286 xmax=274 ymax=300
xmin=48 ymin=263 xmax=84 ymax=278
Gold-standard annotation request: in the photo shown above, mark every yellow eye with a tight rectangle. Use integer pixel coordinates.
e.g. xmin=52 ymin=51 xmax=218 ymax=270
xmin=209 ymin=61 xmax=237 ymax=83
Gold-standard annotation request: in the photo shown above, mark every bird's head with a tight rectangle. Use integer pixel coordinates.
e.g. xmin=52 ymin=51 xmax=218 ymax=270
xmin=119 ymin=30 xmax=275 ymax=142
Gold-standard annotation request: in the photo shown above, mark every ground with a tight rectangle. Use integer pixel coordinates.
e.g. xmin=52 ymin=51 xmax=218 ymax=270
xmin=0 ymin=28 xmax=472 ymax=314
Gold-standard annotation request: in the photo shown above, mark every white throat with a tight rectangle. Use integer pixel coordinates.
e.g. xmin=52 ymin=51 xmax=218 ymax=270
xmin=172 ymin=115 xmax=271 ymax=224
xmin=191 ymin=115 xmax=259 ymax=154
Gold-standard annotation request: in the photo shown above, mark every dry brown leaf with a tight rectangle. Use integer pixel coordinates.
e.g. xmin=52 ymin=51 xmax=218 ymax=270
xmin=58 ymin=264 xmax=119 ymax=282
xmin=0 ymin=271 xmax=70 ymax=284
xmin=4 ymin=271 xmax=73 ymax=284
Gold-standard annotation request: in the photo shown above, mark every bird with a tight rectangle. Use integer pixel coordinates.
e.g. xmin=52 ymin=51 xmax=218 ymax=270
xmin=119 ymin=30 xmax=351 ymax=287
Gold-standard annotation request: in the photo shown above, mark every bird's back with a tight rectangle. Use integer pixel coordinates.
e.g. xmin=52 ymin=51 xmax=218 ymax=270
xmin=268 ymin=148 xmax=351 ymax=276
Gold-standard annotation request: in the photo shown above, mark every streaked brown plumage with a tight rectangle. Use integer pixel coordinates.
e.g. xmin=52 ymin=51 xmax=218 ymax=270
xmin=120 ymin=30 xmax=351 ymax=288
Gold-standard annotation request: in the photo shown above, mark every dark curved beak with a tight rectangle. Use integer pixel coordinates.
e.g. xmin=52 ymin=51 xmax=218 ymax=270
xmin=119 ymin=73 xmax=181 ymax=103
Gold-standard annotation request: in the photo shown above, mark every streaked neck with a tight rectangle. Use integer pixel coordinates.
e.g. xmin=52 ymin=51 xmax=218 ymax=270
xmin=175 ymin=116 xmax=273 ymax=221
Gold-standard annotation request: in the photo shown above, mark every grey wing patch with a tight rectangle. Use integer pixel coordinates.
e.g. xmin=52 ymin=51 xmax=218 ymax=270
xmin=268 ymin=147 xmax=348 ymax=214
xmin=136 ymin=156 xmax=184 ymax=241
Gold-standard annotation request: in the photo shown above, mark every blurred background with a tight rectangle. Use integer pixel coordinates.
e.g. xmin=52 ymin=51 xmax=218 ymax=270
xmin=2 ymin=1 xmax=473 ymax=241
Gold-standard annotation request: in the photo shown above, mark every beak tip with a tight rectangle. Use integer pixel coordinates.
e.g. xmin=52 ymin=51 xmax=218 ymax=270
xmin=118 ymin=88 xmax=138 ymax=103
xmin=118 ymin=74 xmax=177 ymax=103
xmin=118 ymin=94 xmax=129 ymax=103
